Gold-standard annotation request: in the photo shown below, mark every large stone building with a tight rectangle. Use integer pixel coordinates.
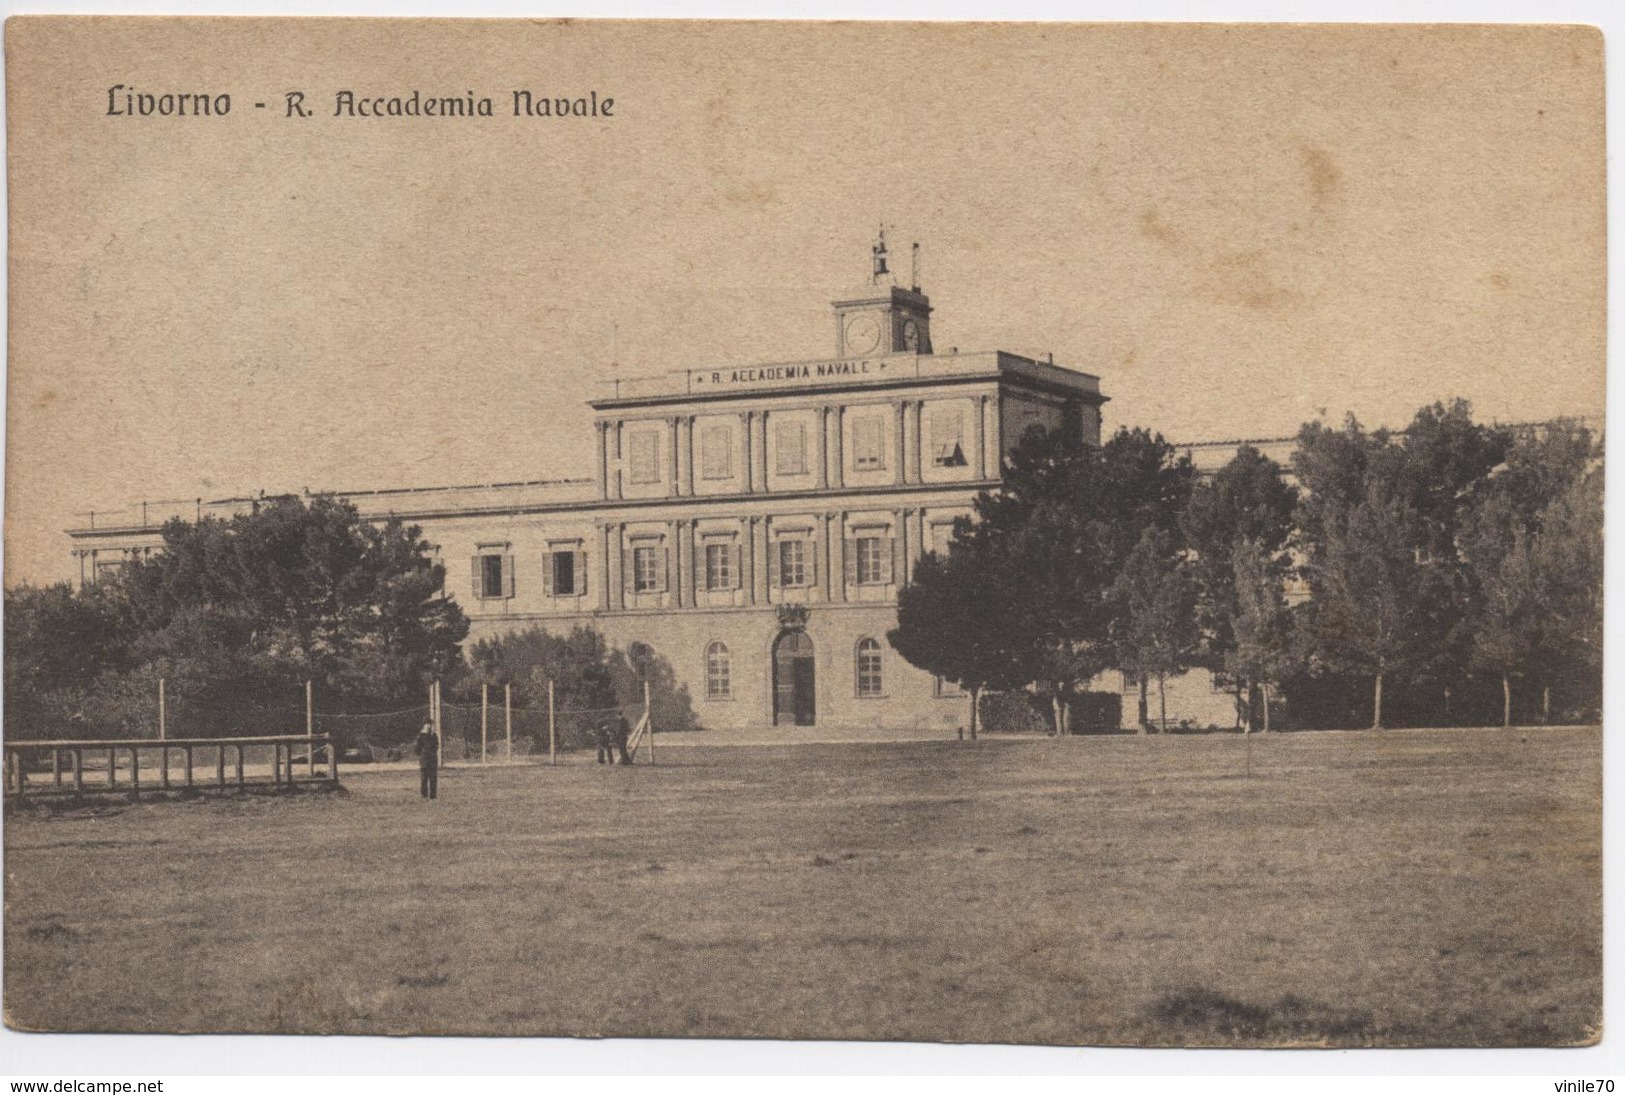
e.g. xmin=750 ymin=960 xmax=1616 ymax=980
xmin=67 ymin=253 xmax=1109 ymax=736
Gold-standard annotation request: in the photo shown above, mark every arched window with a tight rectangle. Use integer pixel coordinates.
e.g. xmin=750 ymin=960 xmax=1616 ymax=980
xmin=856 ymin=637 xmax=884 ymax=698
xmin=705 ymin=641 xmax=731 ymax=699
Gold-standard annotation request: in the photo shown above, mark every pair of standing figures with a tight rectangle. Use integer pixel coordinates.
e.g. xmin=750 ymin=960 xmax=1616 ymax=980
xmin=597 ymin=713 xmax=632 ymax=766
xmin=410 ymin=710 xmax=630 ymax=799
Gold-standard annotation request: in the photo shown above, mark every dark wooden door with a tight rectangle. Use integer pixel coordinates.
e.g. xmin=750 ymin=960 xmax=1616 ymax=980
xmin=773 ymin=631 xmax=815 ymax=727
xmin=793 ymin=656 xmax=816 ymax=726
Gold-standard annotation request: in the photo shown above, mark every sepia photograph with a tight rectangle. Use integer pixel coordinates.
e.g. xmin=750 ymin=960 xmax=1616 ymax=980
xmin=0 ymin=16 xmax=1606 ymax=1054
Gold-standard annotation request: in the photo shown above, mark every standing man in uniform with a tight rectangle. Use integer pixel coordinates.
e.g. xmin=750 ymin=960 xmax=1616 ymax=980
xmin=594 ymin=718 xmax=614 ymax=765
xmin=414 ymin=721 xmax=439 ymax=799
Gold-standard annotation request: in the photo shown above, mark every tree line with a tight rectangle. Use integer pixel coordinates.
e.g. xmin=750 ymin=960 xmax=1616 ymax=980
xmin=4 ymin=494 xmax=696 ymax=745
xmin=889 ymin=400 xmax=1601 ymax=735
xmin=4 ymin=496 xmax=470 ymax=739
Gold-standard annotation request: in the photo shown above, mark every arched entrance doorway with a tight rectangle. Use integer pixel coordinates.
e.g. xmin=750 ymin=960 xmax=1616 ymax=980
xmin=773 ymin=630 xmax=816 ymax=727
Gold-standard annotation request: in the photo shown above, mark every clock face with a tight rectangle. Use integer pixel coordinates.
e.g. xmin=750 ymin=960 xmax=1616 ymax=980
xmin=844 ymin=313 xmax=881 ymax=356
xmin=901 ymin=319 xmax=920 ymax=352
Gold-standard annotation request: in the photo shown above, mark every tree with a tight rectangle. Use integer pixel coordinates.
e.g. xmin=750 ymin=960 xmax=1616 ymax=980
xmin=3 ymin=580 xmax=135 ymax=735
xmin=1458 ymin=422 xmax=1602 ymax=725
xmin=889 ymin=533 xmax=1025 ymax=738
xmin=119 ymin=495 xmax=468 ymax=731
xmin=1461 ymin=498 xmax=1540 ymax=727
xmin=467 ymin=624 xmax=618 ymax=713
xmin=1182 ymin=445 xmax=1297 ymax=724
xmin=1226 ymin=538 xmax=1295 ymax=731
xmin=1300 ymin=479 xmax=1434 ymax=729
xmin=1109 ymin=527 xmax=1199 ymax=731
xmin=943 ymin=424 xmax=1194 ymax=735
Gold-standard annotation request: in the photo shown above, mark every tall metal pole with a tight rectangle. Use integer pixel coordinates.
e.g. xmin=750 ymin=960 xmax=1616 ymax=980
xmin=547 ymin=679 xmax=557 ymax=767
xmin=306 ymin=679 xmax=315 ymax=777
xmin=158 ymin=678 xmax=167 ymax=740
xmin=644 ymin=679 xmax=653 ymax=765
xmin=481 ymin=682 xmax=489 ymax=765
xmin=434 ymin=679 xmax=443 ymax=768
xmin=505 ymin=683 xmax=512 ymax=762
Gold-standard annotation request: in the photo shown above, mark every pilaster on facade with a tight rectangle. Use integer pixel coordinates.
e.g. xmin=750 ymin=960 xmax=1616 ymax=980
xmin=741 ymin=515 xmax=757 ymax=605
xmin=815 ymin=406 xmax=829 ymax=490
xmin=668 ymin=417 xmax=681 ymax=498
xmin=831 ymin=406 xmax=846 ymax=489
xmin=974 ymin=395 xmax=989 ymax=480
xmin=594 ymin=421 xmax=609 ymax=500
xmin=612 ymin=422 xmax=625 ymax=500
xmin=679 ymin=414 xmax=692 ymax=493
xmin=609 ymin=522 xmax=625 ymax=611
xmin=818 ymin=512 xmax=833 ymax=601
xmin=754 ymin=411 xmax=769 ymax=492
xmin=910 ymin=400 xmax=925 ymax=484
xmin=893 ymin=400 xmax=907 ymax=486
xmin=598 ymin=524 xmax=612 ymax=612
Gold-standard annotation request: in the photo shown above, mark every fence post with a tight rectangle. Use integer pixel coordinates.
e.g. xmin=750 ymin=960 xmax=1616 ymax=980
xmin=645 ymin=679 xmax=654 ymax=765
xmin=159 ymin=677 xmax=167 ymax=740
xmin=329 ymin=735 xmax=339 ymax=784
xmin=107 ymin=746 xmax=116 ymax=789
xmin=130 ymin=744 xmax=140 ymax=800
xmin=217 ymin=744 xmax=226 ymax=788
xmin=548 ymin=679 xmax=557 ymax=766
xmin=74 ymin=747 xmax=85 ymax=793
xmin=306 ymin=680 xmax=315 ymax=777
xmin=481 ymin=682 xmax=489 ymax=765
xmin=52 ymin=748 xmax=62 ymax=789
xmin=505 ymin=683 xmax=513 ymax=762
xmin=184 ymin=745 xmax=194 ymax=788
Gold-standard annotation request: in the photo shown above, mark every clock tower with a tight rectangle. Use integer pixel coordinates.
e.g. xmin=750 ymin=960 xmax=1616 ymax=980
xmin=832 ymin=231 xmax=934 ymax=359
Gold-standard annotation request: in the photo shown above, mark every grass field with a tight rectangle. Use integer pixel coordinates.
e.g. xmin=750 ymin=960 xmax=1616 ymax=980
xmin=2 ymin=726 xmax=1601 ymax=1046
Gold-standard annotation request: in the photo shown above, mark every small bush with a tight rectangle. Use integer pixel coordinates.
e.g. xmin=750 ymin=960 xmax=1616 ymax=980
xmin=979 ymin=691 xmax=1050 ymax=735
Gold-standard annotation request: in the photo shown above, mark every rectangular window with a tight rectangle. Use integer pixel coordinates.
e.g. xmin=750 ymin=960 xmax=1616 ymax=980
xmin=704 ymin=543 xmax=734 ymax=591
xmin=475 ymin=552 xmax=511 ymax=600
xmin=548 ymin=551 xmax=577 ymax=596
xmin=628 ymin=430 xmax=660 ymax=484
xmin=856 ymin=536 xmax=886 ymax=584
xmin=700 ymin=425 xmax=732 ymax=479
xmin=852 ymin=416 xmax=885 ymax=470
xmin=932 ymin=408 xmax=965 ymax=466
xmin=775 ymin=421 xmax=807 ymax=475
xmin=778 ymin=539 xmax=807 ymax=587
xmin=633 ymin=545 xmax=661 ymax=592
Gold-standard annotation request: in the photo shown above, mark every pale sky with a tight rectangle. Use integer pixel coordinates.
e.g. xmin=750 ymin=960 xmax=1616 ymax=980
xmin=4 ymin=19 xmax=1605 ymax=587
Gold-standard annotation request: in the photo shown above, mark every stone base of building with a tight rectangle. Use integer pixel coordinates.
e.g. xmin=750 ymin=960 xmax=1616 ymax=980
xmin=466 ymin=604 xmax=978 ymax=736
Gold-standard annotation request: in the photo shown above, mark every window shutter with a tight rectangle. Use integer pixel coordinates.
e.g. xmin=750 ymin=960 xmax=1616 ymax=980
xmin=542 ymin=552 xmax=555 ymax=596
xmin=503 ymin=554 xmax=516 ymax=598
xmin=471 ymin=555 xmax=484 ymax=599
xmin=885 ymin=538 xmax=898 ymax=585
xmin=576 ymin=551 xmax=588 ymax=597
xmin=661 ymin=547 xmax=671 ymax=593
xmin=767 ymin=540 xmax=779 ymax=589
xmin=728 ymin=543 xmax=741 ymax=589
xmin=622 ymin=541 xmax=632 ymax=594
xmin=844 ymin=539 xmax=858 ymax=585
xmin=807 ymin=539 xmax=818 ymax=586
